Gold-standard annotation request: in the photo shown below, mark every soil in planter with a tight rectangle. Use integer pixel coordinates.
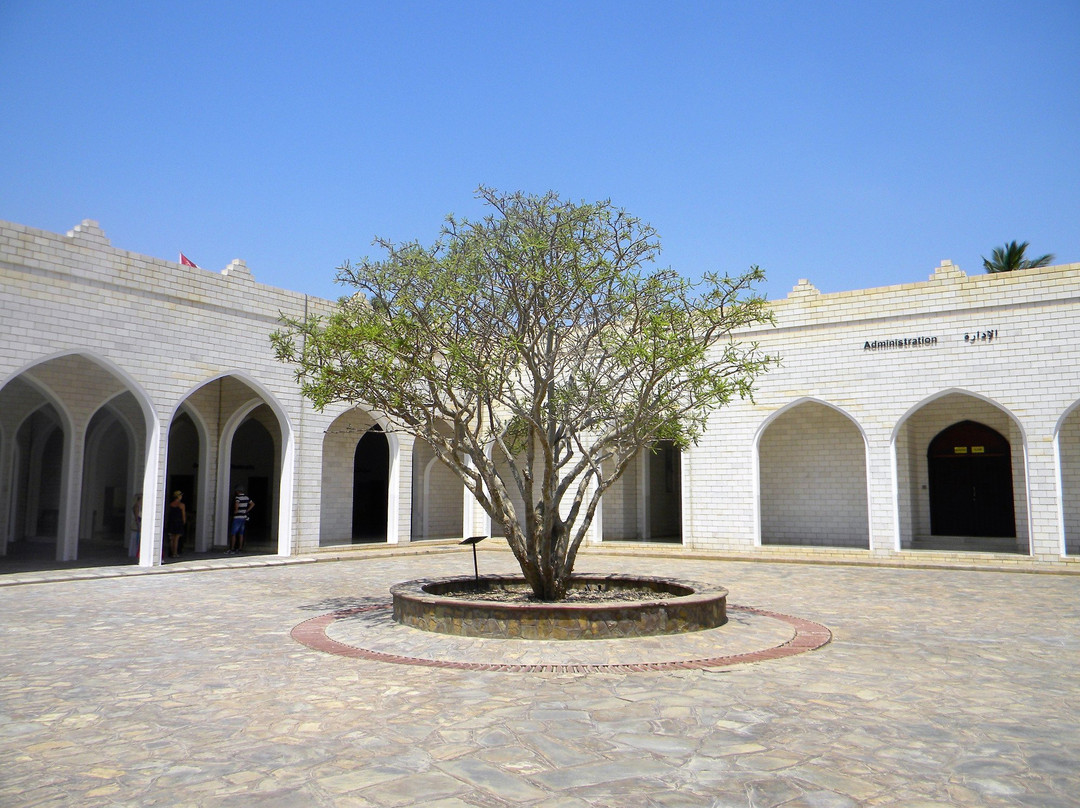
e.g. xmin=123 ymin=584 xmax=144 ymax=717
xmin=440 ymin=582 xmax=677 ymax=604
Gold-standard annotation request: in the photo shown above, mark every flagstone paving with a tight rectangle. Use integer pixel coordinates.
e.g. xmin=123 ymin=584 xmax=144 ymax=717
xmin=299 ymin=601 xmax=831 ymax=672
xmin=1 ymin=549 xmax=1078 ymax=806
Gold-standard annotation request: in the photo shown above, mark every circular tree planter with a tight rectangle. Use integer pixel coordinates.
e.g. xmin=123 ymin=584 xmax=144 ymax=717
xmin=390 ymin=574 xmax=727 ymax=640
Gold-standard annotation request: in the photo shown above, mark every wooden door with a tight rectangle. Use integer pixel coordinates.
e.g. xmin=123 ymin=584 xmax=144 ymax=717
xmin=928 ymin=421 xmax=1015 ymax=537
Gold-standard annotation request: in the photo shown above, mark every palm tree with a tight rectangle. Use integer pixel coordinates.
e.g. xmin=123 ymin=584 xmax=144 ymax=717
xmin=982 ymin=241 xmax=1055 ymax=273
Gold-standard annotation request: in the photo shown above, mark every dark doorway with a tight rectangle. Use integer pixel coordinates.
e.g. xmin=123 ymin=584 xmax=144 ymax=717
xmin=230 ymin=412 xmax=278 ymax=552
xmin=928 ymin=421 xmax=1015 ymax=538
xmin=165 ymin=474 xmax=194 ymax=555
xmin=166 ymin=414 xmax=199 ymax=506
xmin=167 ymin=475 xmax=195 ymax=516
xmin=245 ymin=476 xmax=271 ymax=544
xmin=166 ymin=411 xmax=200 ymax=552
xmin=353 ymin=426 xmax=389 ymax=542
xmin=648 ymin=441 xmax=682 ymax=542
xmin=13 ymin=409 xmax=63 ymax=543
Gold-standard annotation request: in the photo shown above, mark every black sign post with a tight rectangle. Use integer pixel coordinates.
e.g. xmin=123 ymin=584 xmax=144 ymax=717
xmin=459 ymin=535 xmax=488 ymax=584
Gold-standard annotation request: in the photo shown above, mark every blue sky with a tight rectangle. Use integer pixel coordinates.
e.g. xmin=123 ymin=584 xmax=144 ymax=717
xmin=1 ymin=1 xmax=1077 ymax=303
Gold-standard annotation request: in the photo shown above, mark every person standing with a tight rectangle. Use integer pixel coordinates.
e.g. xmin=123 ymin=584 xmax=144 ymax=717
xmin=165 ymin=491 xmax=186 ymax=559
xmin=128 ymin=493 xmax=142 ymax=558
xmin=227 ymin=486 xmax=254 ymax=554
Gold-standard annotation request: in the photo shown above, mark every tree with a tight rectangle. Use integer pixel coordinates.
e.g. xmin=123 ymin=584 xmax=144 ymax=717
xmin=272 ymin=188 xmax=775 ymax=600
xmin=982 ymin=240 xmax=1055 ymax=273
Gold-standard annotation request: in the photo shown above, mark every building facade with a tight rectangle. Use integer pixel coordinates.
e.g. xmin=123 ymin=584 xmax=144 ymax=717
xmin=2 ymin=219 xmax=1078 ymax=567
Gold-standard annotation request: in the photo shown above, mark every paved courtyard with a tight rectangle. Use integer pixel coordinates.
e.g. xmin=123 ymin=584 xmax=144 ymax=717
xmin=1 ymin=548 xmax=1078 ymax=807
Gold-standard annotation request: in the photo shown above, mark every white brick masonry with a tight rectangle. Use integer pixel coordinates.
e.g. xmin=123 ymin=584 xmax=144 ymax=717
xmin=2 ymin=223 xmax=1078 ymax=567
xmin=758 ymin=401 xmax=869 ymax=547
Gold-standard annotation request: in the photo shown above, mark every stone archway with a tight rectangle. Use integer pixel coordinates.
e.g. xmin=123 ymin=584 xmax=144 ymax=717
xmin=319 ymin=408 xmax=401 ymax=547
xmin=171 ymin=376 xmax=290 ymax=556
xmin=353 ymin=425 xmax=389 ymax=542
xmin=79 ymin=405 xmax=134 ymax=559
xmin=0 ymin=353 xmax=156 ymax=567
xmin=165 ymin=411 xmax=201 ymax=552
xmin=226 ymin=406 xmax=281 ymax=552
xmin=7 ymin=405 xmax=65 ymax=562
xmin=411 ymin=426 xmax=464 ymax=541
xmin=757 ymin=400 xmax=869 ymax=549
xmin=894 ymin=391 xmax=1028 ymax=553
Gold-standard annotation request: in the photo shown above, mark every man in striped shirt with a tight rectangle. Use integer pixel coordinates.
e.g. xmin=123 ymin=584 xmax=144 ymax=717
xmin=227 ymin=486 xmax=254 ymax=555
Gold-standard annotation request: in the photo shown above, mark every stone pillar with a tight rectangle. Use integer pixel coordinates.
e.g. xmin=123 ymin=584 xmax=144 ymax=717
xmin=388 ymin=432 xmax=413 ymax=544
xmin=866 ymin=432 xmax=900 ymax=553
xmin=0 ymin=436 xmax=13 ymax=555
xmin=1027 ymin=432 xmax=1063 ymax=558
xmin=58 ymin=425 xmax=85 ymax=561
xmin=141 ymin=419 xmax=170 ymax=567
xmin=680 ymin=447 xmax=694 ymax=546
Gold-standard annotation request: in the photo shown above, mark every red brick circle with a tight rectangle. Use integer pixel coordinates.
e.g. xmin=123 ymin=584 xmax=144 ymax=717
xmin=291 ymin=603 xmax=831 ymax=672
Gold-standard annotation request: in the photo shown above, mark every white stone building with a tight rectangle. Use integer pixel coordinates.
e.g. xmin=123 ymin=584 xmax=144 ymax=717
xmin=2 ymin=219 xmax=1078 ymax=567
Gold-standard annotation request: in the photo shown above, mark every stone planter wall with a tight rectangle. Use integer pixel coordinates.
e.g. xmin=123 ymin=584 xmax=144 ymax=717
xmin=391 ymin=574 xmax=728 ymax=640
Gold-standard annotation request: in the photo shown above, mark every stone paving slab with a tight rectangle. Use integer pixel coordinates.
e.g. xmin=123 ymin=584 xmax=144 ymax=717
xmin=1 ymin=550 xmax=1079 ymax=806
xmin=308 ymin=603 xmax=821 ymax=671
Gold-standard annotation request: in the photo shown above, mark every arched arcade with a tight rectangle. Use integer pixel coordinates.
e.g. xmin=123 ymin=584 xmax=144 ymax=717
xmin=0 ymin=353 xmax=156 ymax=565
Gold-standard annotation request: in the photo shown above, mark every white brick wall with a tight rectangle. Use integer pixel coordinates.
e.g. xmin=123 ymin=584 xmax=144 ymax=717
xmin=0 ymin=220 xmax=320 ymax=563
xmin=2 ymin=220 xmax=1079 ymax=567
xmin=759 ymin=401 xmax=869 ymax=547
xmin=602 ymin=456 xmax=640 ymax=540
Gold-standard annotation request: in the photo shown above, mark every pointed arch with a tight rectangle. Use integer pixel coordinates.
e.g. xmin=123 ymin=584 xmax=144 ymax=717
xmin=892 ymin=389 xmax=1029 ymax=553
xmin=6 ymin=404 xmax=65 ymax=559
xmin=411 ymin=424 xmax=465 ymax=541
xmin=927 ymin=421 xmax=1015 ymax=538
xmin=217 ymin=398 xmax=282 ymax=554
xmin=80 ymin=402 xmax=136 ymax=551
xmin=6 ymin=372 xmax=76 ymax=440
xmin=319 ymin=407 xmax=401 ymax=546
xmin=1055 ymin=398 xmax=1080 ymax=556
xmin=755 ymin=397 xmax=870 ymax=549
xmin=1 ymin=352 xmax=158 ymax=565
xmin=5 ymin=384 xmax=74 ymax=561
xmin=891 ymin=388 xmax=1029 ymax=445
xmin=2 ymin=350 xmax=158 ymax=447
xmin=168 ymin=372 xmax=294 ymax=556
xmin=353 ymin=424 xmax=389 ymax=541
xmin=170 ymin=404 xmax=212 ymax=551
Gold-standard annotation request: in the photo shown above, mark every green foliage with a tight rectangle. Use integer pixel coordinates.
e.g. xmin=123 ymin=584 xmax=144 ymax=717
xmin=982 ymin=240 xmax=1055 ymax=273
xmin=273 ymin=187 xmax=775 ymax=599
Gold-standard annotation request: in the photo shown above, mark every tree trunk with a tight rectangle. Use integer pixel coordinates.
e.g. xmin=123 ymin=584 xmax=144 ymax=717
xmin=501 ymin=506 xmax=578 ymax=601
xmin=523 ymin=519 xmax=572 ymax=601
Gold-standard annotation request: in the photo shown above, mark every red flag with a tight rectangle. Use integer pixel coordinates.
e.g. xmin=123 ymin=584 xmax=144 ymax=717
xmin=179 ymin=252 xmax=198 ymax=268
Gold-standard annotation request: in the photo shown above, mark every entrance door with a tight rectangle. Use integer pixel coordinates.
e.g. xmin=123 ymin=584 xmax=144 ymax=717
xmin=928 ymin=421 xmax=1015 ymax=537
xmin=352 ymin=426 xmax=388 ymax=542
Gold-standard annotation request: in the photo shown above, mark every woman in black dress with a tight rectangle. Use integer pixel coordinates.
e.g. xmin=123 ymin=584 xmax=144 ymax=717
xmin=166 ymin=491 xmax=186 ymax=558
